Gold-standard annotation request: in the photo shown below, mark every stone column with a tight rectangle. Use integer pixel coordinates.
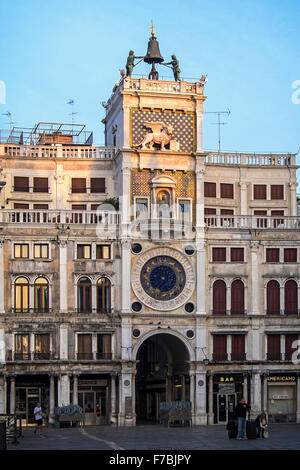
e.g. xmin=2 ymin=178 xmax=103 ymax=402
xmin=194 ymin=370 xmax=207 ymax=425
xmin=110 ymin=374 xmax=117 ymax=425
xmin=297 ymin=374 xmax=300 ymax=423
xmin=262 ymin=373 xmax=268 ymax=413
xmin=195 ymin=166 xmax=205 ymax=229
xmin=0 ymin=328 xmax=5 ymax=363
xmin=59 ymin=324 xmax=68 ymax=360
xmin=119 ymin=365 xmax=134 ymax=426
xmin=58 ymin=374 xmax=70 ymax=407
xmin=58 ymin=239 xmax=68 ymax=313
xmin=0 ymin=239 xmax=4 ymax=313
xmin=243 ymin=373 xmax=248 ymax=402
xmin=250 ymin=242 xmax=260 ymax=316
xmin=207 ymin=372 xmax=214 ymax=424
xmin=250 ymin=371 xmax=262 ymax=418
xmin=72 ymin=374 xmax=78 ymax=405
xmin=289 ymin=181 xmax=298 ymax=217
xmin=0 ymin=375 xmax=7 ymax=414
xmin=121 ymin=240 xmax=131 ymax=314
xmin=49 ymin=375 xmax=55 ymax=425
xmin=10 ymin=376 xmax=15 ymax=414
xmin=120 ymin=166 xmax=131 ymax=231
xmin=189 ymin=371 xmax=195 ymax=422
xmin=196 ymin=240 xmax=206 ymax=315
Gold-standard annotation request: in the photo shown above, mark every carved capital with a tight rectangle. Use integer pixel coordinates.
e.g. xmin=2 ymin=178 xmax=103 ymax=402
xmin=250 ymin=241 xmax=260 ymax=251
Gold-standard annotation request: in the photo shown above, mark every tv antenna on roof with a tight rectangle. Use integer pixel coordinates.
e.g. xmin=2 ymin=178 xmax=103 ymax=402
xmin=205 ymin=108 xmax=231 ymax=152
xmin=67 ymin=99 xmax=78 ymax=128
xmin=2 ymin=111 xmax=16 ymax=131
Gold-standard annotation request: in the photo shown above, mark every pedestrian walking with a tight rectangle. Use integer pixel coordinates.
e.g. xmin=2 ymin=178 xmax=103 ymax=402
xmin=255 ymin=412 xmax=269 ymax=438
xmin=234 ymin=397 xmax=251 ymax=440
xmin=33 ymin=402 xmax=45 ymax=438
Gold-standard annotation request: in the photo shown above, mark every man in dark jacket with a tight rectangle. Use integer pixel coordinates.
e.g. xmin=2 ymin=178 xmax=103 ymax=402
xmin=234 ymin=397 xmax=251 ymax=440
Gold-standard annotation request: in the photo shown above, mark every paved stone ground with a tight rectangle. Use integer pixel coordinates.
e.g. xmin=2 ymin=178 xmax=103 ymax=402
xmin=6 ymin=423 xmax=300 ymax=451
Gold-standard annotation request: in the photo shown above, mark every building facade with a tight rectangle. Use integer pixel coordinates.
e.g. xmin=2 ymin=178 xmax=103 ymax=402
xmin=0 ymin=74 xmax=299 ymax=427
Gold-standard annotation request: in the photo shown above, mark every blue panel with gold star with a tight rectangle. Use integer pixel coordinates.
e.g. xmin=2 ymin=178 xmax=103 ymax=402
xmin=131 ymin=109 xmax=195 ymax=153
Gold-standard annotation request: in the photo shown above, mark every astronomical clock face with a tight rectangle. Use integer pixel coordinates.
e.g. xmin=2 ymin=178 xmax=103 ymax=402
xmin=131 ymin=247 xmax=195 ymax=311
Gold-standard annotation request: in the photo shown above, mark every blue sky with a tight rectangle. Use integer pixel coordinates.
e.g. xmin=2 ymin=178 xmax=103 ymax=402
xmin=0 ymin=0 xmax=300 ymax=179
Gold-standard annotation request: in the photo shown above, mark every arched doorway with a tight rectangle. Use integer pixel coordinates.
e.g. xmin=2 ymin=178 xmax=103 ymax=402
xmin=135 ymin=332 xmax=191 ymax=423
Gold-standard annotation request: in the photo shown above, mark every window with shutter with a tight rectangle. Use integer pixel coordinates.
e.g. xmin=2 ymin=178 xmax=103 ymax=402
xmin=220 ymin=183 xmax=234 ymax=199
xmin=231 ymin=335 xmax=245 ymax=360
xmin=33 ymin=177 xmax=48 ymax=193
xmin=204 ymin=182 xmax=216 ymax=198
xmin=266 ymin=280 xmax=280 ymax=314
xmin=230 ymin=248 xmax=244 ymax=262
xmin=213 ymin=335 xmax=227 ymax=361
xmin=284 ymin=248 xmax=297 ymax=263
xmin=271 ymin=210 xmax=284 ymax=228
xmin=271 ymin=185 xmax=284 ymax=200
xmin=253 ymin=184 xmax=267 ymax=200
xmin=72 ymin=178 xmax=86 ymax=193
xmin=267 ymin=335 xmax=281 ymax=360
xmin=97 ymin=334 xmax=112 ymax=359
xmin=266 ymin=248 xmax=279 ymax=262
xmin=14 ymin=176 xmax=29 ymax=192
xmin=212 ymin=247 xmax=226 ymax=262
xmin=231 ymin=280 xmax=245 ymax=315
xmin=77 ymin=334 xmax=93 ymax=360
xmin=204 ymin=208 xmax=216 ymax=226
xmin=212 ymin=280 xmax=226 ymax=315
xmin=284 ymin=280 xmax=298 ymax=315
xmin=254 ymin=210 xmax=267 ymax=228
xmin=90 ymin=178 xmax=105 ymax=193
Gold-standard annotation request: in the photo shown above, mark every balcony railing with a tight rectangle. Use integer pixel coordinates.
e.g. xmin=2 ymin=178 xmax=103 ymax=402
xmin=205 ymin=151 xmax=297 ymax=167
xmin=76 ymin=352 xmax=112 ymax=361
xmin=205 ymin=215 xmax=300 ymax=230
xmin=1 ymin=210 xmax=120 ymax=226
xmin=1 ymin=144 xmax=116 ymax=160
xmin=12 ymin=352 xmax=51 ymax=361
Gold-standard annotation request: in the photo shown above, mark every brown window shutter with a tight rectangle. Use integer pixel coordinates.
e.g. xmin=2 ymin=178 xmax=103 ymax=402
xmin=212 ymin=247 xmax=226 ymax=262
xmin=284 ymin=280 xmax=298 ymax=315
xmin=204 ymin=182 xmax=216 ymax=198
xmin=267 ymin=280 xmax=280 ymax=314
xmin=213 ymin=280 xmax=226 ymax=315
xmin=33 ymin=204 xmax=48 ymax=210
xmin=220 ymin=183 xmax=234 ymax=199
xmin=231 ymin=335 xmax=245 ymax=360
xmin=231 ymin=280 xmax=245 ymax=314
xmin=271 ymin=185 xmax=284 ymax=200
xmin=33 ymin=177 xmax=48 ymax=193
xmin=90 ymin=178 xmax=105 ymax=193
xmin=266 ymin=248 xmax=279 ymax=262
xmin=78 ymin=334 xmax=92 ymax=354
xmin=72 ymin=178 xmax=86 ymax=193
xmin=204 ymin=208 xmax=216 ymax=215
xmin=72 ymin=204 xmax=87 ymax=210
xmin=14 ymin=176 xmax=29 ymax=192
xmin=284 ymin=248 xmax=297 ymax=262
xmin=213 ymin=335 xmax=227 ymax=360
xmin=230 ymin=248 xmax=244 ymax=262
xmin=253 ymin=184 xmax=267 ymax=200
xmin=14 ymin=203 xmax=29 ymax=209
xmin=267 ymin=335 xmax=281 ymax=360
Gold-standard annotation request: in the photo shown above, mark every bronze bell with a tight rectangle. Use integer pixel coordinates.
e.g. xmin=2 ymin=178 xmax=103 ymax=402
xmin=144 ymin=35 xmax=164 ymax=64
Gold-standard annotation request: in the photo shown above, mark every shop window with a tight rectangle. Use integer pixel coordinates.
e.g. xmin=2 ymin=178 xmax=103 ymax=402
xmin=77 ymin=244 xmax=91 ymax=259
xmin=212 ymin=280 xmax=226 ymax=315
xmin=284 ymin=280 xmax=298 ymax=315
xmin=90 ymin=178 xmax=105 ymax=193
xmin=253 ymin=184 xmax=266 ymax=200
xmin=34 ymin=334 xmax=50 ymax=360
xmin=77 ymin=277 xmax=92 ymax=313
xmin=266 ymin=280 xmax=280 ymax=315
xmin=284 ymin=248 xmax=297 ymax=263
xmin=14 ymin=244 xmax=29 ymax=259
xmin=212 ymin=247 xmax=226 ymax=262
xmin=34 ymin=277 xmax=49 ymax=313
xmin=230 ymin=248 xmax=244 ymax=262
xmin=231 ymin=280 xmax=245 ymax=315
xmin=34 ymin=244 xmax=49 ymax=259
xmin=220 ymin=183 xmax=234 ymax=199
xmin=266 ymin=248 xmax=279 ymax=263
xmin=231 ymin=335 xmax=245 ymax=361
xmin=271 ymin=185 xmax=284 ymax=200
xmin=33 ymin=177 xmax=48 ymax=193
xmin=77 ymin=334 xmax=93 ymax=360
xmin=97 ymin=334 xmax=112 ymax=359
xmin=15 ymin=334 xmax=30 ymax=360
xmin=14 ymin=277 xmax=29 ymax=313
xmin=267 ymin=335 xmax=281 ymax=360
xmin=14 ymin=176 xmax=29 ymax=192
xmin=213 ymin=335 xmax=227 ymax=361
xmin=204 ymin=182 xmax=216 ymax=198
xmin=97 ymin=277 xmax=111 ymax=313
xmin=71 ymin=178 xmax=86 ymax=193
xmin=96 ymin=245 xmax=111 ymax=260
